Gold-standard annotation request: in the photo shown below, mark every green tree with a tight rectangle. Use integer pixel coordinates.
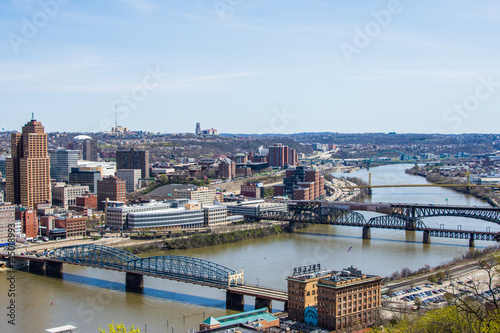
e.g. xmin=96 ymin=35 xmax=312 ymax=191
xmin=436 ymin=271 xmax=446 ymax=282
xmin=428 ymin=274 xmax=438 ymax=284
xmin=98 ymin=321 xmax=140 ymax=333
xmin=262 ymin=187 xmax=274 ymax=198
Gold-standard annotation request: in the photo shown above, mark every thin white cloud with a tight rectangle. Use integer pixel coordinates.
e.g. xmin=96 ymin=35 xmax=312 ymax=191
xmin=372 ymin=69 xmax=496 ymax=79
xmin=114 ymin=0 xmax=158 ymax=13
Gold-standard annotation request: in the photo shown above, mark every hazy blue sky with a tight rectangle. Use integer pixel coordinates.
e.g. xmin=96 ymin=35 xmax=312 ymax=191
xmin=1 ymin=0 xmax=499 ymax=134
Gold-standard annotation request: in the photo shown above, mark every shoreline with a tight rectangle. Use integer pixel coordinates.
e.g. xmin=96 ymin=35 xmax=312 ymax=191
xmin=405 ymin=166 xmax=500 ymax=207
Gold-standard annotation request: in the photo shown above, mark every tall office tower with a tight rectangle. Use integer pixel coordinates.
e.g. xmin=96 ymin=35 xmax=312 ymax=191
xmin=116 ymin=148 xmax=149 ymax=179
xmin=97 ymin=176 xmax=126 ymax=211
xmin=83 ymin=138 xmax=98 ymax=161
xmin=195 ymin=122 xmax=201 ymax=135
xmin=50 ymin=148 xmax=79 ymax=182
xmin=6 ymin=117 xmax=51 ymax=208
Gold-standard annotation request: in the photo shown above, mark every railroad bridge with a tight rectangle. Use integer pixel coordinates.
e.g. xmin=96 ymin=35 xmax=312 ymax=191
xmin=256 ymin=201 xmax=500 ymax=247
xmin=10 ymin=244 xmax=286 ymax=310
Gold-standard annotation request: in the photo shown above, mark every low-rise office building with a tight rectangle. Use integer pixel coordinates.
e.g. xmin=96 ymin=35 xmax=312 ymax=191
xmin=226 ymin=200 xmax=288 ymax=218
xmin=55 ymin=215 xmax=86 ymax=239
xmin=105 ymin=199 xmax=188 ymax=230
xmin=52 ymin=184 xmax=90 ymax=208
xmin=116 ymin=169 xmax=141 ymax=192
xmin=203 ymin=205 xmax=229 ymax=227
xmin=0 ymin=202 xmax=14 ymax=246
xmin=128 ymin=206 xmax=204 ymax=230
xmin=174 ymin=187 xmax=217 ymax=206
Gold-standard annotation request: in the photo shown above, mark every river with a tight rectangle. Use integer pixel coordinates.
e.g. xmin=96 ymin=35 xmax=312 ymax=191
xmin=1 ymin=164 xmax=498 ymax=332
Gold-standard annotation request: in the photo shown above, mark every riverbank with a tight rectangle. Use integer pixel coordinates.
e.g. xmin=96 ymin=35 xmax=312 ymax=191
xmin=405 ymin=165 xmax=500 ymax=207
xmin=381 ymin=245 xmax=500 ymax=320
xmin=116 ymin=222 xmax=307 ymax=254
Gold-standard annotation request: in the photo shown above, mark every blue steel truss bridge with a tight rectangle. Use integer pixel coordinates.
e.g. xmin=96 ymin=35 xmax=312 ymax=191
xmin=11 ymin=244 xmax=286 ymax=310
xmin=256 ymin=202 xmax=500 ymax=247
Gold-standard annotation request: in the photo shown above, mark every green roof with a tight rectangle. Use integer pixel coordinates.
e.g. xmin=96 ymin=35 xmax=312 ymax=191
xmin=213 ymin=308 xmax=277 ymax=327
xmin=202 ymin=317 xmax=221 ymax=326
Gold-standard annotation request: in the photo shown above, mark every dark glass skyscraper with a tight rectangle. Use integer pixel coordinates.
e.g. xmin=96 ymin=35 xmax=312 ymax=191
xmin=50 ymin=149 xmax=79 ymax=183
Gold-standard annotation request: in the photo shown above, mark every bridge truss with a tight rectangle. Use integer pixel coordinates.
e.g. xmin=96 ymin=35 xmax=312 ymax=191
xmin=391 ymin=204 xmax=500 ymax=225
xmin=50 ymin=244 xmax=243 ymax=286
xmin=257 ymin=204 xmax=500 ymax=243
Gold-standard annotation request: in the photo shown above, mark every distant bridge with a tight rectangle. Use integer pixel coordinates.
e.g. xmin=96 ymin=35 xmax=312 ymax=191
xmin=364 ymin=150 xmax=418 ymax=168
xmin=255 ymin=202 xmax=500 ymax=247
xmin=10 ymin=244 xmax=286 ymax=310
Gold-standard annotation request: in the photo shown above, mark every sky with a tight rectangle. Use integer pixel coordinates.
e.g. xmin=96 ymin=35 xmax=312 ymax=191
xmin=1 ymin=0 xmax=499 ymax=134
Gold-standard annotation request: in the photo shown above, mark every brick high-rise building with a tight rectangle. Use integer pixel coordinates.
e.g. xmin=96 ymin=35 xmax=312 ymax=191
xmin=273 ymin=167 xmax=326 ymax=200
xmin=15 ymin=207 xmax=38 ymax=238
xmin=316 ymin=267 xmax=382 ymax=331
xmin=6 ymin=117 xmax=51 ymax=208
xmin=287 ymin=265 xmax=381 ymax=332
xmin=219 ymin=158 xmax=236 ymax=180
xmin=97 ymin=176 xmax=126 ymax=211
xmin=268 ymin=143 xmax=298 ymax=168
xmin=116 ymin=148 xmax=149 ymax=179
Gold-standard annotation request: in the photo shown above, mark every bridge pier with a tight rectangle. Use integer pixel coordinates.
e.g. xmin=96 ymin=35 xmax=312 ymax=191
xmin=125 ymin=272 xmax=144 ymax=292
xmin=469 ymin=234 xmax=475 ymax=248
xmin=362 ymin=226 xmax=371 ymax=239
xmin=255 ymin=297 xmax=272 ymax=311
xmin=423 ymin=230 xmax=431 ymax=244
xmin=29 ymin=260 xmax=45 ymax=273
xmin=46 ymin=261 xmax=63 ymax=275
xmin=226 ymin=291 xmax=244 ymax=311
xmin=405 ymin=219 xmax=416 ymax=231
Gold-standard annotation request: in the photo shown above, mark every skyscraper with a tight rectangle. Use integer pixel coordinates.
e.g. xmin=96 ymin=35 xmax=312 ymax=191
xmin=195 ymin=122 xmax=201 ymax=135
xmin=50 ymin=148 xmax=79 ymax=182
xmin=83 ymin=138 xmax=98 ymax=161
xmin=116 ymin=148 xmax=149 ymax=179
xmin=6 ymin=117 xmax=51 ymax=208
xmin=268 ymin=143 xmax=298 ymax=168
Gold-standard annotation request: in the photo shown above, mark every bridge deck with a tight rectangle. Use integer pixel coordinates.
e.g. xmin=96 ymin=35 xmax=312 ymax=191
xmin=228 ymin=284 xmax=288 ymax=302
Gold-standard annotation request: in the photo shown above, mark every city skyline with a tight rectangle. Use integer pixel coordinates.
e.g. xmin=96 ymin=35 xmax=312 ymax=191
xmin=1 ymin=1 xmax=499 ymax=134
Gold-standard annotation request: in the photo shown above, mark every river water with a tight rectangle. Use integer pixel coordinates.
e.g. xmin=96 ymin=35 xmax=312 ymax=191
xmin=1 ymin=164 xmax=498 ymax=332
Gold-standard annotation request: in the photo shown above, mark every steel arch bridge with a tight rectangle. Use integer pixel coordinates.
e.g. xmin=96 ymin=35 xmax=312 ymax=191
xmin=391 ymin=204 xmax=500 ymax=225
xmin=50 ymin=244 xmax=243 ymax=286
xmin=366 ymin=215 xmax=427 ymax=231
xmin=257 ymin=206 xmax=365 ymax=226
xmin=365 ymin=150 xmax=417 ymax=165
xmin=256 ymin=203 xmax=500 ymax=245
